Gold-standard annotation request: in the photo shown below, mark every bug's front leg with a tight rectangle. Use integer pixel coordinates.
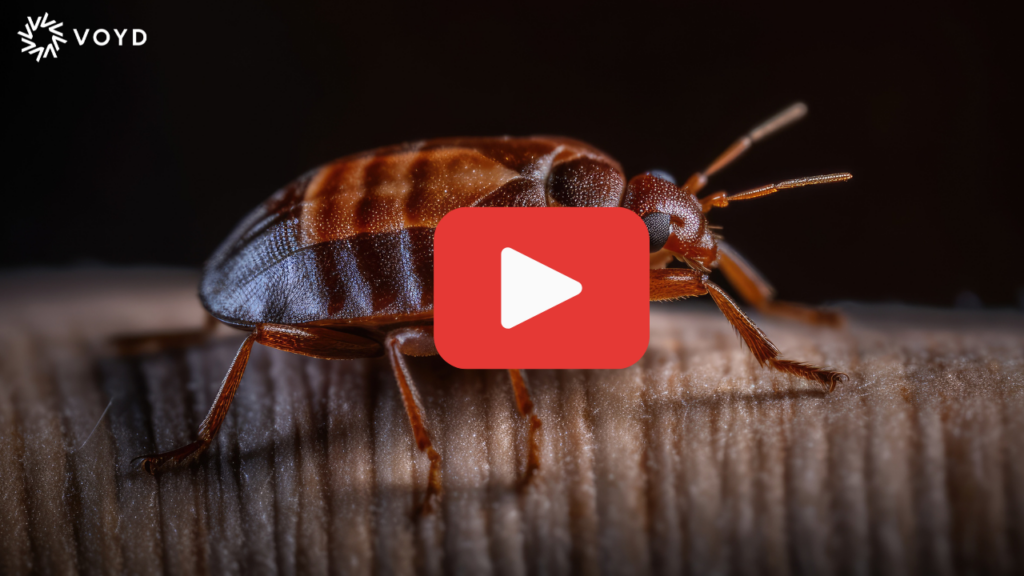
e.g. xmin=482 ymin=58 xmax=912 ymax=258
xmin=650 ymin=268 xmax=846 ymax=391
xmin=650 ymin=268 xmax=709 ymax=301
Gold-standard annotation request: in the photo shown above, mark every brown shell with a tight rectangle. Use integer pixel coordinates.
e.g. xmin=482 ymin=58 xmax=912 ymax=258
xmin=200 ymin=137 xmax=627 ymax=328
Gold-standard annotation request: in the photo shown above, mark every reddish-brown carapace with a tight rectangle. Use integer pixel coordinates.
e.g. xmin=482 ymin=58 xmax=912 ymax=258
xmin=134 ymin=102 xmax=850 ymax=509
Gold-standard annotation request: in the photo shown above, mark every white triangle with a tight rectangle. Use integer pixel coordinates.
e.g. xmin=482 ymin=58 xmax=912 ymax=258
xmin=501 ymin=247 xmax=582 ymax=329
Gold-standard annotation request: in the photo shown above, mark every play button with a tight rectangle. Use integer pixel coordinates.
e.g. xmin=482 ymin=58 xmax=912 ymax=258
xmin=434 ymin=207 xmax=649 ymax=369
xmin=500 ymin=247 xmax=583 ymax=329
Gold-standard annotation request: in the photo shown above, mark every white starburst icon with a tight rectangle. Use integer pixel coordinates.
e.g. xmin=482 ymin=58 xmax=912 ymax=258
xmin=18 ymin=13 xmax=67 ymax=62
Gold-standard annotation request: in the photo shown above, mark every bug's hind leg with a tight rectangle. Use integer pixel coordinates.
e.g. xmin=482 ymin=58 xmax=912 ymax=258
xmin=133 ymin=331 xmax=256 ymax=473
xmin=717 ymin=241 xmax=843 ymax=327
xmin=507 ymin=369 xmax=542 ymax=487
xmin=384 ymin=326 xmax=443 ymax=513
xmin=134 ymin=323 xmax=383 ymax=473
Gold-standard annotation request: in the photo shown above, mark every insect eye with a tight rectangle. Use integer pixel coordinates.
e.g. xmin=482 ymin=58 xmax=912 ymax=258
xmin=642 ymin=212 xmax=671 ymax=253
xmin=643 ymin=170 xmax=676 ymax=185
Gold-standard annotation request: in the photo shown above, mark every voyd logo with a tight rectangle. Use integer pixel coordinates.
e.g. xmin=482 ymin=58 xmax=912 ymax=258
xmin=18 ymin=12 xmax=148 ymax=63
xmin=18 ymin=13 xmax=66 ymax=62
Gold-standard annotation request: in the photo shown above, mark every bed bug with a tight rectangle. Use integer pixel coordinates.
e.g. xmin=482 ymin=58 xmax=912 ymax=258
xmin=135 ymin=102 xmax=850 ymax=506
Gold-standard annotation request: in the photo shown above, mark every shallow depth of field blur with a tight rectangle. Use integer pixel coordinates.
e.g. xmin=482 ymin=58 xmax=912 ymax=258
xmin=5 ymin=1 xmax=1021 ymax=309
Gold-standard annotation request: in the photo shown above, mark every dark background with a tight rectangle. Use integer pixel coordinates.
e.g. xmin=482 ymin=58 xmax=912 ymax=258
xmin=5 ymin=1 xmax=1021 ymax=307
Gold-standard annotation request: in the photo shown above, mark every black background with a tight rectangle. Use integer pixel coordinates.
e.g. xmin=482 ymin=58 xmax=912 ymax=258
xmin=5 ymin=1 xmax=1021 ymax=307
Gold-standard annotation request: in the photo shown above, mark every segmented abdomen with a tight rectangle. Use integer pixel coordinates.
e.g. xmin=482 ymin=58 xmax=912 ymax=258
xmin=200 ymin=137 xmax=623 ymax=327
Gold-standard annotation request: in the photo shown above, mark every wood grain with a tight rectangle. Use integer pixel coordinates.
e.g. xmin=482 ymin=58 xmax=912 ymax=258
xmin=1 ymin=268 xmax=1022 ymax=575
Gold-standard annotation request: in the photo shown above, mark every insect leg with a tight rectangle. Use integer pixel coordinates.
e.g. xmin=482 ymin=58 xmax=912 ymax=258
xmin=384 ymin=326 xmax=443 ymax=512
xmin=716 ymin=241 xmax=843 ymax=326
xmin=649 ymin=268 xmax=709 ymax=301
xmin=704 ymin=281 xmax=847 ymax=392
xmin=133 ymin=331 xmax=256 ymax=473
xmin=507 ymin=369 xmax=542 ymax=486
xmin=648 ymin=268 xmax=846 ymax=391
xmin=255 ymin=323 xmax=384 ymax=360
xmin=134 ymin=324 xmax=382 ymax=473
xmin=682 ymin=102 xmax=808 ymax=195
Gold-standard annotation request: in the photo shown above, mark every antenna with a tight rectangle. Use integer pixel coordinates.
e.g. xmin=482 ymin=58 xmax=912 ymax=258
xmin=701 ymin=172 xmax=852 ymax=212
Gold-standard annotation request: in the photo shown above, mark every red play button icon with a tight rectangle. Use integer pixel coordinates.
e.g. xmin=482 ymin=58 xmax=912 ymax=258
xmin=434 ymin=207 xmax=649 ymax=369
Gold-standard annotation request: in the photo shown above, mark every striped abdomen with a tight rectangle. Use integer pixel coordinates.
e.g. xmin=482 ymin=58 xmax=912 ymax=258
xmin=200 ymin=137 xmax=627 ymax=328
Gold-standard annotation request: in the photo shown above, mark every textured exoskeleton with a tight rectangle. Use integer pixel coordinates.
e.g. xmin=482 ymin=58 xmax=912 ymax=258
xmin=137 ymin=104 xmax=851 ymax=510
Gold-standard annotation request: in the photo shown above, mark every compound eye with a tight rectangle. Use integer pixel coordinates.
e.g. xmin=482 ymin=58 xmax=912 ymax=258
xmin=642 ymin=212 xmax=671 ymax=253
xmin=643 ymin=170 xmax=676 ymax=185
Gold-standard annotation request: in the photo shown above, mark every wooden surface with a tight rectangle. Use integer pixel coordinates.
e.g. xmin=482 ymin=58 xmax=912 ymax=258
xmin=1 ymin=268 xmax=1022 ymax=576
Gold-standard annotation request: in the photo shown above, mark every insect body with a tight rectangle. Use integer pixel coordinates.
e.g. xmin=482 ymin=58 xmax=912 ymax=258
xmin=137 ymin=103 xmax=850 ymax=505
